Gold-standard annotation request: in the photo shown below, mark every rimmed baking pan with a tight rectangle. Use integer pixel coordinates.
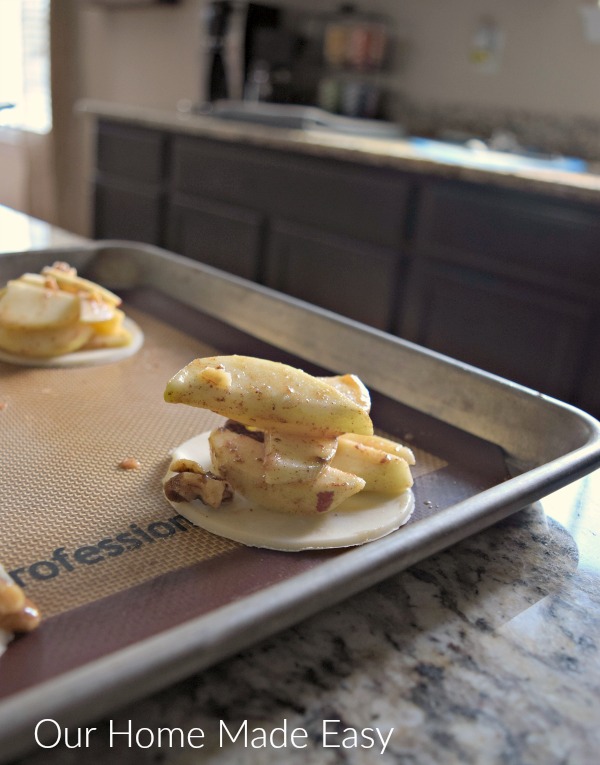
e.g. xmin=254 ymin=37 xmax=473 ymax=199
xmin=1 ymin=242 xmax=599 ymax=762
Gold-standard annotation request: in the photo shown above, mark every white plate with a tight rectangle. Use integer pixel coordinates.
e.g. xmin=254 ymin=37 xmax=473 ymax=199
xmin=0 ymin=317 xmax=143 ymax=368
xmin=163 ymin=431 xmax=415 ymax=551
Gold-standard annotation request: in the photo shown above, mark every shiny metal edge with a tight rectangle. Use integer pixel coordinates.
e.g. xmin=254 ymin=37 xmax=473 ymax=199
xmin=1 ymin=242 xmax=600 ymax=762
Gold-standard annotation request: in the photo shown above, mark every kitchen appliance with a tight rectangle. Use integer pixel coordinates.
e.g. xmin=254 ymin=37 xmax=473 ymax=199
xmin=200 ymin=1 xmax=281 ymax=104
xmin=202 ymin=1 xmax=245 ymax=102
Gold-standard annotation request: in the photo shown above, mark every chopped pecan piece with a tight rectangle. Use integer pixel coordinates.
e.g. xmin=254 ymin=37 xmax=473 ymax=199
xmin=0 ymin=571 xmax=41 ymax=634
xmin=118 ymin=457 xmax=141 ymax=470
xmin=165 ymin=461 xmax=233 ymax=508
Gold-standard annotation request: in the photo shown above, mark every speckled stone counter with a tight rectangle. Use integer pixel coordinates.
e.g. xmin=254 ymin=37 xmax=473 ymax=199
xmin=77 ymin=100 xmax=600 ymax=206
xmin=8 ymin=469 xmax=600 ymax=765
xmin=0 ymin=206 xmax=87 ymax=255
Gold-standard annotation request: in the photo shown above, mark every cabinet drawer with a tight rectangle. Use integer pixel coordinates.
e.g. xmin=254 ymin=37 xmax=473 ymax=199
xmin=264 ymin=219 xmax=400 ymax=330
xmin=414 ymin=180 xmax=600 ymax=290
xmin=399 ymin=261 xmax=591 ymax=401
xmin=94 ymin=178 xmax=162 ymax=244
xmin=97 ymin=120 xmax=166 ymax=184
xmin=171 ymin=136 xmax=411 ymax=248
xmin=576 ymin=322 xmax=600 ymax=416
xmin=166 ymin=195 xmax=263 ymax=281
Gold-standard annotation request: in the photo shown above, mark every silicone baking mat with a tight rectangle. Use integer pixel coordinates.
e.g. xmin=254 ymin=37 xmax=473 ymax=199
xmin=0 ymin=292 xmax=508 ymax=699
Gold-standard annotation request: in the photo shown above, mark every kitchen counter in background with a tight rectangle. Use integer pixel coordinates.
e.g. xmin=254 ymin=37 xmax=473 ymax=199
xmin=78 ymin=99 xmax=600 ymax=205
xmin=79 ymin=103 xmax=600 ymax=420
xmin=0 ymin=206 xmax=88 ymax=255
xmin=1 ymin=210 xmax=600 ymax=765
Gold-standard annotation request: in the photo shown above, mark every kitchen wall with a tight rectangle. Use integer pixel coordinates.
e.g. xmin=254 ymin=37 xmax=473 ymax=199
xmin=78 ymin=0 xmax=600 ymax=122
xmin=4 ymin=0 xmax=600 ymax=235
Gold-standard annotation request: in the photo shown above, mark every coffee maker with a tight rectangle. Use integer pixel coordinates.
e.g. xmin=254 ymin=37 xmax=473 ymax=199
xmin=202 ymin=1 xmax=246 ymax=102
xmin=201 ymin=2 xmax=282 ymax=104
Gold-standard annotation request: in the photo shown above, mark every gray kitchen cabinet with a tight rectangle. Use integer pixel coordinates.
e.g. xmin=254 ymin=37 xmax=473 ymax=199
xmin=91 ymin=118 xmax=600 ymax=415
xmin=411 ymin=178 xmax=600 ymax=298
xmin=399 ymin=178 xmax=600 ymax=409
xmin=166 ymin=194 xmax=264 ymax=281
xmin=94 ymin=178 xmax=163 ymax=245
xmin=577 ymin=322 xmax=600 ymax=416
xmin=93 ymin=120 xmax=168 ymax=245
xmin=264 ymin=219 xmax=400 ymax=330
xmin=400 ymin=259 xmax=592 ymax=402
xmin=165 ymin=132 xmax=413 ymax=330
xmin=168 ymin=135 xmax=411 ymax=249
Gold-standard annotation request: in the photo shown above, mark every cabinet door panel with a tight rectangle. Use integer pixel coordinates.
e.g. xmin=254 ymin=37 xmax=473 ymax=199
xmin=400 ymin=262 xmax=591 ymax=401
xmin=171 ymin=136 xmax=411 ymax=248
xmin=414 ymin=180 xmax=600 ymax=292
xmin=94 ymin=179 xmax=162 ymax=244
xmin=574 ymin=322 xmax=600 ymax=417
xmin=97 ymin=120 xmax=166 ymax=184
xmin=166 ymin=195 xmax=262 ymax=281
xmin=264 ymin=220 xmax=399 ymax=330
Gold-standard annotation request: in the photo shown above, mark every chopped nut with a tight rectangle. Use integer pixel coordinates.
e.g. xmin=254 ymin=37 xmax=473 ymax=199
xmin=0 ymin=578 xmax=25 ymax=616
xmin=0 ymin=599 xmax=41 ymax=633
xmin=199 ymin=366 xmax=232 ymax=390
xmin=164 ymin=468 xmax=233 ymax=508
xmin=44 ymin=261 xmax=77 ymax=277
xmin=170 ymin=458 xmax=206 ymax=474
xmin=119 ymin=457 xmax=141 ymax=470
xmin=0 ymin=570 xmax=41 ymax=634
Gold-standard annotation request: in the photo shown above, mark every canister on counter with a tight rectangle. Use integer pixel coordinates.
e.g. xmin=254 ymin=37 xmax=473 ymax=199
xmin=323 ymin=5 xmax=388 ymax=72
xmin=340 ymin=80 xmax=380 ymax=119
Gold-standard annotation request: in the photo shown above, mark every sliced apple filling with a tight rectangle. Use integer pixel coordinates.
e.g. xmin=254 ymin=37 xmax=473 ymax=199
xmin=0 ymin=262 xmax=132 ymax=358
xmin=164 ymin=355 xmax=414 ymax=518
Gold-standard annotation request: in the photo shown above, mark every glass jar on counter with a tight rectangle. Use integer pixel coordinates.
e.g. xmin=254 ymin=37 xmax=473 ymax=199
xmin=323 ymin=4 xmax=388 ymax=72
xmin=317 ymin=76 xmax=381 ymax=119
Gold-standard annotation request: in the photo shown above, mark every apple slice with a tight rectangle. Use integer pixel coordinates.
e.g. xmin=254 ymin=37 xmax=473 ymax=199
xmin=79 ymin=295 xmax=115 ymax=324
xmin=0 ymin=322 xmax=93 ymax=357
xmin=331 ymin=437 xmax=414 ymax=494
xmin=164 ymin=355 xmax=374 ymax=437
xmin=340 ymin=432 xmax=416 ymax=466
xmin=262 ymin=431 xmax=338 ymax=485
xmin=0 ymin=279 xmax=80 ymax=329
xmin=318 ymin=374 xmax=371 ymax=412
xmin=209 ymin=426 xmax=365 ymax=514
xmin=41 ymin=266 xmax=122 ymax=306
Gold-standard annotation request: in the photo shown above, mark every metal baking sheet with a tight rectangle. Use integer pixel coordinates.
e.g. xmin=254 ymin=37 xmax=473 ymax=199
xmin=1 ymin=242 xmax=600 ymax=762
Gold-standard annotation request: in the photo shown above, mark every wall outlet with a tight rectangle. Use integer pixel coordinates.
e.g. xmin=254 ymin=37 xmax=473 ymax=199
xmin=469 ymin=18 xmax=504 ymax=74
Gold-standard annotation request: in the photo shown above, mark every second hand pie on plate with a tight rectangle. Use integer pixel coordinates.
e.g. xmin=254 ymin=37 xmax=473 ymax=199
xmin=0 ymin=262 xmax=143 ymax=366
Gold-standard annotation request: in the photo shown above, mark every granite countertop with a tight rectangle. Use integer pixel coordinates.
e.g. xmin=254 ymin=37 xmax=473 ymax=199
xmin=8 ymin=471 xmax=600 ymax=765
xmin=0 ymin=206 xmax=88 ymax=255
xmin=78 ymin=100 xmax=600 ymax=206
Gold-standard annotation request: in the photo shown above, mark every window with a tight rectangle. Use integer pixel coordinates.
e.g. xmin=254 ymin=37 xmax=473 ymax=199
xmin=0 ymin=0 xmax=51 ymax=133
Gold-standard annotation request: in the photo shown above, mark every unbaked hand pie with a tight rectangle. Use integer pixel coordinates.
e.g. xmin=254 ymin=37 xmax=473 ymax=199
xmin=0 ymin=261 xmax=142 ymax=366
xmin=163 ymin=355 xmax=415 ymax=551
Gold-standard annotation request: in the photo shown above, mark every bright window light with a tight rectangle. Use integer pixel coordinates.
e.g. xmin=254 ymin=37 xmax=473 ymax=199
xmin=0 ymin=0 xmax=51 ymax=133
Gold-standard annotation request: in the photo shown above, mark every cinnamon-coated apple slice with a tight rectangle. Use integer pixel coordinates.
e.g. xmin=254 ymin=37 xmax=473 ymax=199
xmin=209 ymin=425 xmax=365 ymax=514
xmin=164 ymin=355 xmax=374 ymax=437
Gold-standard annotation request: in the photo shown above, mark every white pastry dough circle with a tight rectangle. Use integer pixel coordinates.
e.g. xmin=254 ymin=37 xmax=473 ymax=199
xmin=163 ymin=431 xmax=415 ymax=551
xmin=0 ymin=317 xmax=143 ymax=368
